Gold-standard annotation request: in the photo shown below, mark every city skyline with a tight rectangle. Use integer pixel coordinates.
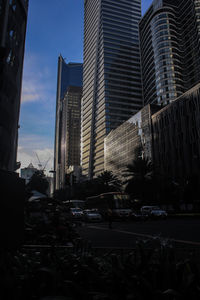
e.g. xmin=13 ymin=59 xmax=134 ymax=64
xmin=17 ymin=0 xmax=153 ymax=174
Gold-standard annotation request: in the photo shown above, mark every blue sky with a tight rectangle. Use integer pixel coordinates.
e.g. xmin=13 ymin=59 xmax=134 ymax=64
xmin=17 ymin=0 xmax=153 ymax=174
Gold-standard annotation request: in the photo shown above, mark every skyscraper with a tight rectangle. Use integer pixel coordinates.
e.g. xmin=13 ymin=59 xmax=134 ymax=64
xmin=60 ymin=86 xmax=82 ymax=188
xmin=82 ymin=0 xmax=143 ymax=179
xmin=140 ymin=0 xmax=200 ymax=106
xmin=0 ymin=0 xmax=29 ymax=171
xmin=54 ymin=56 xmax=82 ymax=190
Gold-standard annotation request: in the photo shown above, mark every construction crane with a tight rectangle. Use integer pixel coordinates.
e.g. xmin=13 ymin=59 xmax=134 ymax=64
xmin=35 ymin=153 xmax=51 ymax=172
xmin=35 ymin=153 xmax=42 ymax=170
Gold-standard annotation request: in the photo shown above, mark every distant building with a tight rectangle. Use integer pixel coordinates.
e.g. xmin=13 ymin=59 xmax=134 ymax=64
xmin=66 ymin=165 xmax=82 ymax=185
xmin=139 ymin=0 xmax=200 ymax=106
xmin=54 ymin=56 xmax=83 ymax=190
xmin=20 ymin=163 xmax=37 ymax=184
xmin=81 ymin=0 xmax=143 ymax=179
xmin=60 ymin=86 xmax=82 ymax=188
xmin=0 ymin=0 xmax=29 ymax=171
xmin=105 ymin=104 xmax=159 ymax=177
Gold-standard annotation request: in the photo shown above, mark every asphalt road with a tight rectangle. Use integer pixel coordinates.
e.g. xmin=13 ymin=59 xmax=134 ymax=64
xmin=77 ymin=218 xmax=200 ymax=249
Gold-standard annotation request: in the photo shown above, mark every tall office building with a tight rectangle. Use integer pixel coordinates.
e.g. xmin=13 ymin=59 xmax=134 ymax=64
xmin=140 ymin=0 xmax=200 ymax=106
xmin=0 ymin=0 xmax=29 ymax=171
xmin=54 ymin=56 xmax=82 ymax=190
xmin=82 ymin=0 xmax=143 ymax=179
xmin=60 ymin=86 xmax=82 ymax=188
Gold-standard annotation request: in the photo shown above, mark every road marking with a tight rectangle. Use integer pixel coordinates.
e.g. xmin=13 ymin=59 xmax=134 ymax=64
xmin=88 ymin=225 xmax=200 ymax=246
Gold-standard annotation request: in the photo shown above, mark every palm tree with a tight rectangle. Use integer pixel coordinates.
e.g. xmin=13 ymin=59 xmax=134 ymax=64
xmin=97 ymin=170 xmax=121 ymax=192
xmin=123 ymin=157 xmax=153 ymax=201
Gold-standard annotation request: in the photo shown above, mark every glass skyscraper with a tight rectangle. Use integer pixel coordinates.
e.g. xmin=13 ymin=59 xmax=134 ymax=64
xmin=60 ymin=86 xmax=82 ymax=188
xmin=54 ymin=56 xmax=82 ymax=190
xmin=140 ymin=0 xmax=200 ymax=106
xmin=82 ymin=0 xmax=143 ymax=179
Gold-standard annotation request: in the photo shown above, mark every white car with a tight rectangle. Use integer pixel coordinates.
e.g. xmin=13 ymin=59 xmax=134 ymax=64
xmin=150 ymin=209 xmax=168 ymax=219
xmin=69 ymin=208 xmax=84 ymax=220
xmin=83 ymin=209 xmax=102 ymax=222
xmin=140 ymin=206 xmax=167 ymax=219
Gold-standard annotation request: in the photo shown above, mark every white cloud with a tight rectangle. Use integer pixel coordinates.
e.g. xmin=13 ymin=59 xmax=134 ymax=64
xmin=18 ymin=53 xmax=56 ymax=176
xmin=21 ymin=53 xmax=55 ymax=104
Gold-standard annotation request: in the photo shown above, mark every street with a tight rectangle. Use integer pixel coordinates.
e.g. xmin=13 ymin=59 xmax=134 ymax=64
xmin=77 ymin=218 xmax=200 ymax=249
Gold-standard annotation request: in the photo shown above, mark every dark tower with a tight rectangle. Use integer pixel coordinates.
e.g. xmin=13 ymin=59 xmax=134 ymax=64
xmin=0 ymin=0 xmax=29 ymax=171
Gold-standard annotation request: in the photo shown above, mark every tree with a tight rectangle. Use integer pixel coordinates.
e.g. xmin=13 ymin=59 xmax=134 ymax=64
xmin=123 ymin=156 xmax=153 ymax=201
xmin=27 ymin=170 xmax=49 ymax=195
xmin=97 ymin=170 xmax=122 ymax=192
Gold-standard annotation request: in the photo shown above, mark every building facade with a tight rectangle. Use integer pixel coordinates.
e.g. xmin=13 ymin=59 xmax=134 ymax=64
xmin=60 ymin=86 xmax=82 ymax=188
xmin=105 ymin=82 xmax=200 ymax=184
xmin=105 ymin=104 xmax=159 ymax=177
xmin=139 ymin=0 xmax=200 ymax=106
xmin=0 ymin=0 xmax=29 ymax=171
xmin=54 ymin=56 xmax=82 ymax=190
xmin=82 ymin=0 xmax=143 ymax=179
xmin=152 ymin=82 xmax=200 ymax=182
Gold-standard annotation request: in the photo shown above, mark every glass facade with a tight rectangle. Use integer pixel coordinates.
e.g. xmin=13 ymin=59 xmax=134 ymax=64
xmin=105 ymin=105 xmax=159 ymax=177
xmin=82 ymin=0 xmax=143 ymax=179
xmin=105 ymin=81 xmax=200 ymax=183
xmin=139 ymin=0 xmax=200 ymax=106
xmin=54 ymin=56 xmax=83 ymax=189
xmin=60 ymin=86 xmax=82 ymax=188
xmin=0 ymin=0 xmax=29 ymax=171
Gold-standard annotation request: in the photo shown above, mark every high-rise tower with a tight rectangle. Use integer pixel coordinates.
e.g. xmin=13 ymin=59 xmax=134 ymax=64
xmin=82 ymin=0 xmax=143 ymax=179
xmin=54 ymin=56 xmax=82 ymax=190
xmin=140 ymin=0 xmax=200 ymax=106
xmin=0 ymin=0 xmax=29 ymax=171
xmin=60 ymin=86 xmax=82 ymax=188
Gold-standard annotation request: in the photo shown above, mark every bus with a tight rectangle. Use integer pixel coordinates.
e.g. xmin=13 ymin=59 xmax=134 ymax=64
xmin=85 ymin=192 xmax=132 ymax=219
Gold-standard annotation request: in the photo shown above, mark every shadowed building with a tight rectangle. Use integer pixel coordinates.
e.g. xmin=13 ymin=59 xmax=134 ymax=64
xmin=54 ymin=56 xmax=82 ymax=190
xmin=152 ymin=82 xmax=200 ymax=182
xmin=0 ymin=0 xmax=29 ymax=171
xmin=60 ymin=86 xmax=82 ymax=188
xmin=139 ymin=0 xmax=200 ymax=106
xmin=81 ymin=0 xmax=143 ymax=179
xmin=105 ymin=82 xmax=200 ymax=185
xmin=0 ymin=0 xmax=28 ymax=248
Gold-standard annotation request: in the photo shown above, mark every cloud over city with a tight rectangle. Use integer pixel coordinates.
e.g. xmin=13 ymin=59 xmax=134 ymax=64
xmin=18 ymin=52 xmax=56 ymax=174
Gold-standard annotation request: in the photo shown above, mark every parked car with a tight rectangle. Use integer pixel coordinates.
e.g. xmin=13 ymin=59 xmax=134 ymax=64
xmin=150 ymin=209 xmax=168 ymax=219
xmin=112 ymin=208 xmax=133 ymax=220
xmin=69 ymin=208 xmax=84 ymax=220
xmin=140 ymin=206 xmax=167 ymax=219
xmin=140 ymin=206 xmax=160 ymax=215
xmin=83 ymin=209 xmax=102 ymax=222
xmin=131 ymin=211 xmax=148 ymax=221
